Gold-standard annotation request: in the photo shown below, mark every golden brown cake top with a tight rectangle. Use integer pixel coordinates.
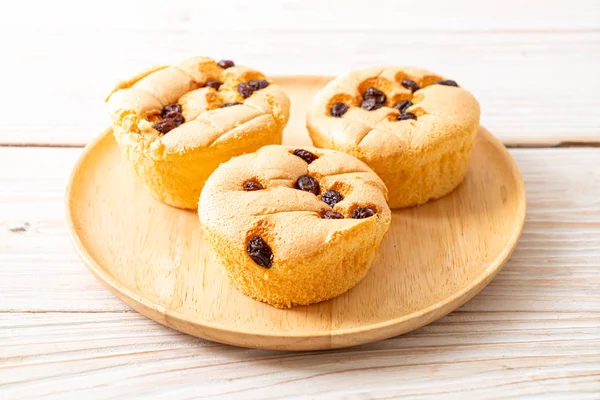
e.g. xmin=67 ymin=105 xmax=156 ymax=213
xmin=307 ymin=66 xmax=481 ymax=158
xmin=106 ymin=56 xmax=290 ymax=154
xmin=199 ymin=145 xmax=391 ymax=265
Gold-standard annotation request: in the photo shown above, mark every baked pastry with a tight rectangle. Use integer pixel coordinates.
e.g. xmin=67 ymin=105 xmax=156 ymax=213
xmin=199 ymin=145 xmax=391 ymax=308
xmin=306 ymin=67 xmax=480 ymax=209
xmin=106 ymin=57 xmax=290 ymax=209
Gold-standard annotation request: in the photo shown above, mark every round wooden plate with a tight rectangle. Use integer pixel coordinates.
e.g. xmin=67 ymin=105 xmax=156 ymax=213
xmin=66 ymin=76 xmax=526 ymax=351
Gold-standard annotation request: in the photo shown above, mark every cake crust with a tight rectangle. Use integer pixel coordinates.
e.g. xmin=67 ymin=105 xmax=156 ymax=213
xmin=199 ymin=145 xmax=391 ymax=308
xmin=306 ymin=66 xmax=480 ymax=208
xmin=106 ymin=57 xmax=290 ymax=209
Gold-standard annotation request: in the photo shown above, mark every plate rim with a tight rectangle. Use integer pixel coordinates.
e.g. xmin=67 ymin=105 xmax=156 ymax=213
xmin=65 ymin=76 xmax=526 ymax=348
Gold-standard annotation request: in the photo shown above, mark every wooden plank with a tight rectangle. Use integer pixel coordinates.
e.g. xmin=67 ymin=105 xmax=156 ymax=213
xmin=1 ymin=312 xmax=599 ymax=398
xmin=1 ymin=146 xmax=599 ymax=314
xmin=0 ymin=1 xmax=599 ymax=146
xmin=3 ymin=0 xmax=600 ymax=31
xmin=0 ymin=148 xmax=130 ymax=312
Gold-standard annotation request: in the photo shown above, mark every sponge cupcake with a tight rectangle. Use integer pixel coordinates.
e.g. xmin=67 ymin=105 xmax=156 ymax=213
xmin=106 ymin=56 xmax=290 ymax=209
xmin=199 ymin=145 xmax=391 ymax=308
xmin=307 ymin=66 xmax=480 ymax=209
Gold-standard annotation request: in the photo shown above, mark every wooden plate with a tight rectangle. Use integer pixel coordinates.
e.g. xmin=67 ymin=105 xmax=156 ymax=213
xmin=66 ymin=76 xmax=526 ymax=351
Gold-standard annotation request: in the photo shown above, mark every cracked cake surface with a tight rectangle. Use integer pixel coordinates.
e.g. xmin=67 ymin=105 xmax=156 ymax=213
xmin=106 ymin=56 xmax=290 ymax=209
xmin=306 ymin=66 xmax=480 ymax=209
xmin=199 ymin=145 xmax=391 ymax=308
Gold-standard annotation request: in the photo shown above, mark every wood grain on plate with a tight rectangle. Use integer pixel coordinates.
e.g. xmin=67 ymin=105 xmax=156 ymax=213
xmin=62 ymin=76 xmax=525 ymax=350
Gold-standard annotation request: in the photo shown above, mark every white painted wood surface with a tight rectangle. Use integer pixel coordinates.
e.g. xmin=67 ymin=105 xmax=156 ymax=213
xmin=2 ymin=146 xmax=600 ymax=397
xmin=1 ymin=0 xmax=599 ymax=146
xmin=2 ymin=312 xmax=599 ymax=399
xmin=2 ymin=0 xmax=600 ymax=398
xmin=2 ymin=147 xmax=599 ymax=313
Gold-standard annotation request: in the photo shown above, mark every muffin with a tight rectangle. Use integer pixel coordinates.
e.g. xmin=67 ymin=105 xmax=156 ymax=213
xmin=106 ymin=56 xmax=290 ymax=209
xmin=199 ymin=145 xmax=391 ymax=308
xmin=306 ymin=66 xmax=480 ymax=209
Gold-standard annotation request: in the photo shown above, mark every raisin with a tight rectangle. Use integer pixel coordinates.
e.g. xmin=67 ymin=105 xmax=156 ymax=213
xmin=217 ymin=59 xmax=235 ymax=69
xmin=321 ymin=190 xmax=343 ymax=207
xmin=221 ymin=102 xmax=243 ymax=108
xmin=322 ymin=210 xmax=344 ymax=219
xmin=352 ymin=207 xmax=376 ymax=219
xmin=161 ymin=103 xmax=182 ymax=118
xmin=205 ymin=80 xmax=223 ymax=90
xmin=398 ymin=112 xmax=417 ymax=121
xmin=393 ymin=100 xmax=413 ymax=114
xmin=363 ymin=87 xmax=386 ymax=104
xmin=163 ymin=112 xmax=184 ymax=126
xmin=293 ymin=149 xmax=318 ymax=164
xmin=237 ymin=82 xmax=254 ymax=98
xmin=295 ymin=175 xmax=320 ymax=195
xmin=435 ymin=79 xmax=459 ymax=87
xmin=401 ymin=79 xmax=420 ymax=92
xmin=361 ymin=98 xmax=383 ymax=111
xmin=330 ymin=102 xmax=349 ymax=117
xmin=246 ymin=236 xmax=273 ymax=268
xmin=249 ymin=79 xmax=269 ymax=91
xmin=243 ymin=180 xmax=264 ymax=191
xmin=154 ymin=118 xmax=178 ymax=134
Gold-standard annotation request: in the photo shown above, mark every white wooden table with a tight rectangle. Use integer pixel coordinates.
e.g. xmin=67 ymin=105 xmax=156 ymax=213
xmin=1 ymin=1 xmax=600 ymax=398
